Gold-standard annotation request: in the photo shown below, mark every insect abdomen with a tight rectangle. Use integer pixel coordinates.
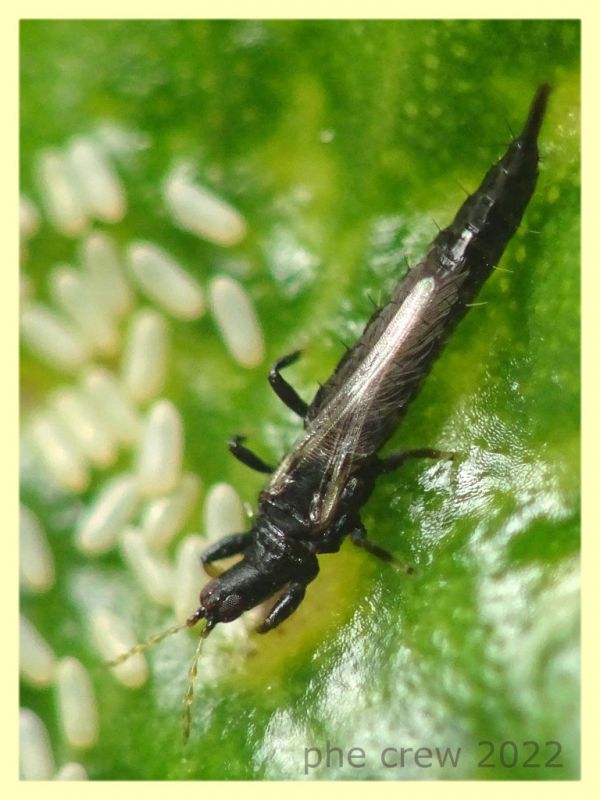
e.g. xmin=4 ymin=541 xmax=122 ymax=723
xmin=432 ymin=83 xmax=549 ymax=290
xmin=307 ymin=84 xmax=549 ymax=433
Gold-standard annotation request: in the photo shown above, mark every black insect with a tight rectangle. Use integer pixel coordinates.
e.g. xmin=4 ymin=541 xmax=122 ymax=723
xmin=110 ymin=88 xmax=550 ymax=706
xmin=187 ymin=84 xmax=550 ymax=636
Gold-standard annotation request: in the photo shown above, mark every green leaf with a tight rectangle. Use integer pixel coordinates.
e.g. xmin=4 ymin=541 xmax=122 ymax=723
xmin=20 ymin=20 xmax=579 ymax=780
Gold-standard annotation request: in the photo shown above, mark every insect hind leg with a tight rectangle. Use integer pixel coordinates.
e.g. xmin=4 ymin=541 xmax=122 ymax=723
xmin=349 ymin=524 xmax=414 ymax=575
xmin=378 ymin=447 xmax=455 ymax=474
xmin=255 ymin=581 xmax=308 ymax=633
xmin=269 ymin=350 xmax=308 ymax=418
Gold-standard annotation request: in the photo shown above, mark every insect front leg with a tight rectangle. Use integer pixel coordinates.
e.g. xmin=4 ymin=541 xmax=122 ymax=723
xmin=268 ymin=351 xmax=308 ymax=418
xmin=348 ymin=522 xmax=414 ymax=575
xmin=201 ymin=532 xmax=250 ymax=577
xmin=378 ymin=447 xmax=455 ymax=474
xmin=228 ymin=435 xmax=274 ymax=474
xmin=255 ymin=581 xmax=308 ymax=633
xmin=255 ymin=546 xmax=319 ymax=633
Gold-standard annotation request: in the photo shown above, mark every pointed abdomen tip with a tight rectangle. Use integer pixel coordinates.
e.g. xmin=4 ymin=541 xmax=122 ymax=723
xmin=521 ymin=83 xmax=551 ymax=144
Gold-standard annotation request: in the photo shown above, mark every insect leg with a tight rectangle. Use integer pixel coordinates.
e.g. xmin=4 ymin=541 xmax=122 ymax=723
xmin=349 ymin=524 xmax=414 ymax=575
xmin=228 ymin=435 xmax=274 ymax=474
xmin=268 ymin=351 xmax=308 ymax=418
xmin=378 ymin=448 xmax=455 ymax=474
xmin=201 ymin=533 xmax=249 ymax=576
xmin=255 ymin=581 xmax=308 ymax=633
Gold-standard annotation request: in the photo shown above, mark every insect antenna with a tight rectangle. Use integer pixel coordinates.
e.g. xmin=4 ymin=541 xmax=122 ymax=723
xmin=182 ymin=623 xmax=209 ymax=745
xmin=103 ymin=608 xmax=212 ymax=744
xmin=104 ymin=621 xmax=190 ymax=668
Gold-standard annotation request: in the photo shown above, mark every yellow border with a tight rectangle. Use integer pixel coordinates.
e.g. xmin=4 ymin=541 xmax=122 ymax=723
xmin=8 ymin=3 xmax=594 ymax=796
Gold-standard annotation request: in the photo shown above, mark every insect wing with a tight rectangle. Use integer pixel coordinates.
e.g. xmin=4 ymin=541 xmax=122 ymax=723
xmin=288 ymin=276 xmax=439 ymax=526
xmin=306 ymin=394 xmax=375 ymax=526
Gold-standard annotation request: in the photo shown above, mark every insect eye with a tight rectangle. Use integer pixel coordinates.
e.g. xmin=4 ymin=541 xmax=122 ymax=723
xmin=219 ymin=593 xmax=244 ymax=622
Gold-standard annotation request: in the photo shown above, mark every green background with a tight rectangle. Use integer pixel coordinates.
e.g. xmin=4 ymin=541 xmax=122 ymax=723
xmin=20 ymin=20 xmax=580 ymax=780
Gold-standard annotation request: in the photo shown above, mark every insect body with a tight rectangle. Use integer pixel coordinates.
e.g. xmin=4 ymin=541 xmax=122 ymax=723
xmin=189 ymin=84 xmax=550 ymax=637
